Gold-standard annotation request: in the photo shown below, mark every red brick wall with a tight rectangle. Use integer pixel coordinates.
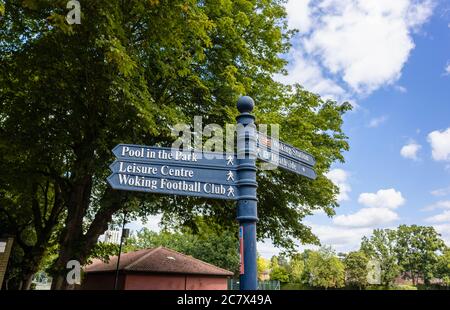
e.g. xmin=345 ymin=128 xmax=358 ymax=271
xmin=82 ymin=273 xmax=125 ymax=290
xmin=82 ymin=272 xmax=229 ymax=290
xmin=186 ymin=275 xmax=227 ymax=290
xmin=125 ymin=274 xmax=186 ymax=290
xmin=124 ymin=274 xmax=228 ymax=290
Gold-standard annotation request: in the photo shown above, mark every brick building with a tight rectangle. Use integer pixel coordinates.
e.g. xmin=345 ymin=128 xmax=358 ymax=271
xmin=82 ymin=246 xmax=233 ymax=290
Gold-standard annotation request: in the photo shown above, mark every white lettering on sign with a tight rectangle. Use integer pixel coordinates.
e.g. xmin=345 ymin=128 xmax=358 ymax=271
xmin=120 ymin=146 xmax=203 ymax=162
xmin=174 ymin=151 xmax=198 ymax=162
xmin=118 ymin=162 xmax=158 ymax=175
xmin=257 ymin=132 xmax=314 ymax=165
xmin=115 ymin=173 xmax=236 ymax=197
xmin=121 ymin=146 xmax=156 ymax=159
xmin=160 ymin=165 xmax=194 ymax=178
xmin=118 ymin=174 xmax=158 ymax=189
xmin=203 ymin=183 xmax=226 ymax=195
xmin=160 ymin=179 xmax=201 ymax=192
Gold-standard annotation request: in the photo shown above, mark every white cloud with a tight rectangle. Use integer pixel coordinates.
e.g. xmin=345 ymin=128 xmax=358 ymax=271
xmin=325 ymin=168 xmax=351 ymax=202
xmin=257 ymin=239 xmax=281 ymax=258
xmin=333 ymin=207 xmax=399 ymax=227
xmin=282 ymin=0 xmax=435 ymax=99
xmin=400 ymin=142 xmax=422 ymax=160
xmin=128 ymin=214 xmax=162 ymax=233
xmin=306 ymin=187 xmax=407 ymax=250
xmin=431 ymin=186 xmax=450 ymax=197
xmin=426 ymin=210 xmax=450 ymax=223
xmin=276 ymin=51 xmax=347 ymax=102
xmin=424 ymin=200 xmax=450 ymax=211
xmin=394 ymin=85 xmax=408 ymax=93
xmin=368 ymin=115 xmax=388 ymax=128
xmin=358 ymin=188 xmax=406 ymax=209
xmin=310 ymin=223 xmax=372 ymax=251
xmin=433 ymin=223 xmax=450 ymax=246
xmin=445 ymin=63 xmax=450 ymax=75
xmin=428 ymin=127 xmax=450 ymax=161
xmin=286 ymin=0 xmax=313 ymax=33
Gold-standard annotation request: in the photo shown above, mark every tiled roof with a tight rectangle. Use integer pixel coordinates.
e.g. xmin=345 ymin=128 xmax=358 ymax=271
xmin=84 ymin=246 xmax=233 ymax=276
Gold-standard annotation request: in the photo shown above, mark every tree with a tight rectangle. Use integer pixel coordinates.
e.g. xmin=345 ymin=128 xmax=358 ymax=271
xmin=361 ymin=229 xmax=400 ymax=287
xmin=0 ymin=170 xmax=64 ymax=289
xmin=395 ymin=225 xmax=446 ymax=285
xmin=303 ymin=247 xmax=345 ymax=289
xmin=257 ymin=256 xmax=270 ymax=281
xmin=435 ymin=247 xmax=450 ymax=287
xmin=269 ymin=256 xmax=289 ymax=283
xmin=124 ymin=221 xmax=240 ymax=275
xmin=344 ymin=251 xmax=368 ymax=289
xmin=1 ymin=0 xmax=351 ymax=289
xmin=287 ymin=253 xmax=304 ymax=283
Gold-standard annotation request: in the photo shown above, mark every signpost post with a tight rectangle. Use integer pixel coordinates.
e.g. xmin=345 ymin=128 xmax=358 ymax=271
xmin=235 ymin=96 xmax=258 ymax=290
xmin=107 ymin=96 xmax=316 ymax=291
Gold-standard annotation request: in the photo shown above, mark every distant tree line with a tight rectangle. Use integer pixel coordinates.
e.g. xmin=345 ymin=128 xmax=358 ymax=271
xmin=259 ymin=225 xmax=450 ymax=290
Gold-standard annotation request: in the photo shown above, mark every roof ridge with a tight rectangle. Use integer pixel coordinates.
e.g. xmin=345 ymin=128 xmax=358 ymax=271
xmin=159 ymin=246 xmax=233 ymax=274
xmin=124 ymin=247 xmax=160 ymax=270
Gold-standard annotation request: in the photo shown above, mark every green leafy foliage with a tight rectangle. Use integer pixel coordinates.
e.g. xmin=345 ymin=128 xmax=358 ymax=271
xmin=0 ymin=0 xmax=351 ymax=288
xmin=303 ymin=247 xmax=345 ymax=289
xmin=344 ymin=251 xmax=369 ymax=289
xmin=435 ymin=247 xmax=450 ymax=286
xmin=287 ymin=253 xmax=304 ymax=283
xmin=361 ymin=229 xmax=400 ymax=286
xmin=361 ymin=226 xmax=447 ymax=287
xmin=88 ymin=242 xmax=120 ymax=264
xmin=395 ymin=225 xmax=446 ymax=285
xmin=125 ymin=223 xmax=240 ymax=275
xmin=257 ymin=256 xmax=270 ymax=280
xmin=269 ymin=256 xmax=289 ymax=283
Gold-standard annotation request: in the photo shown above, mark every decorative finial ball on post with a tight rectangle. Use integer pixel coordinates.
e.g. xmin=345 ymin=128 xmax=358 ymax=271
xmin=237 ymin=96 xmax=255 ymax=113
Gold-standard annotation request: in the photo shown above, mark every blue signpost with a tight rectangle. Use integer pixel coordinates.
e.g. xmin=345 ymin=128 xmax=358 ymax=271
xmin=107 ymin=96 xmax=316 ymax=290
xmin=235 ymin=96 xmax=258 ymax=290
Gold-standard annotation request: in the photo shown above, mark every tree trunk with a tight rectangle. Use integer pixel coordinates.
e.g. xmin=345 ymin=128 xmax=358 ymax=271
xmin=51 ymin=175 xmax=92 ymax=290
xmin=51 ymin=184 xmax=124 ymax=290
xmin=21 ymin=273 xmax=35 ymax=290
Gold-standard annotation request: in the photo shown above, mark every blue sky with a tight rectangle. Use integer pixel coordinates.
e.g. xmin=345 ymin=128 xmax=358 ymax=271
xmin=127 ymin=0 xmax=450 ymax=257
xmin=258 ymin=0 xmax=450 ymax=256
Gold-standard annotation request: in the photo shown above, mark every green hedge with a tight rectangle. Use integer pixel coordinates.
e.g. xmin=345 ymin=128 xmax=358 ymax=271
xmin=282 ymin=283 xmax=422 ymax=290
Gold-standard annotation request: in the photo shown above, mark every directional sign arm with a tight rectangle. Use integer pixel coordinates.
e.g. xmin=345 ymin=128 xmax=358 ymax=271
xmin=257 ymin=148 xmax=317 ymax=179
xmin=256 ymin=132 xmax=316 ymax=167
xmin=107 ymin=174 xmax=238 ymax=200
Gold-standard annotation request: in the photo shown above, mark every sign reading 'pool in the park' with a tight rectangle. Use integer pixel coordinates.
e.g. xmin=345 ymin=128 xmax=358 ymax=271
xmin=107 ymin=144 xmax=238 ymax=200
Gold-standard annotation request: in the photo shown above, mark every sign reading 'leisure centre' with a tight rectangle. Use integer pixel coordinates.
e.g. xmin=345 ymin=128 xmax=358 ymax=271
xmin=107 ymin=96 xmax=316 ymax=290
